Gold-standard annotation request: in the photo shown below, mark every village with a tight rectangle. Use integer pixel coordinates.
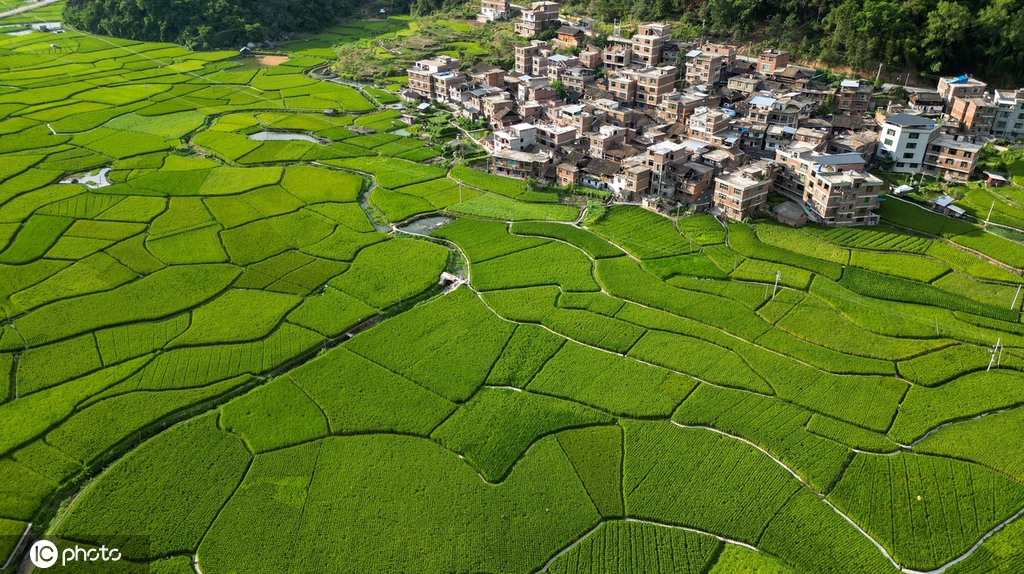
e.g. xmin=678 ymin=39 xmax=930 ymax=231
xmin=396 ymin=0 xmax=1024 ymax=226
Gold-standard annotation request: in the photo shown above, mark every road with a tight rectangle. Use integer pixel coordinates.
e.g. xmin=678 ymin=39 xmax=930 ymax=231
xmin=0 ymin=0 xmax=61 ymax=21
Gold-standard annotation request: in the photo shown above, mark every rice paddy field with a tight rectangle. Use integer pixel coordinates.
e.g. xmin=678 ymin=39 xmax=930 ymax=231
xmin=2 ymin=19 xmax=1024 ymax=574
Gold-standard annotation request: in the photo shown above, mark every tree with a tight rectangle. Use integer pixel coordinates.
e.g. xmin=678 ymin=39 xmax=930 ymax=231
xmin=922 ymin=1 xmax=972 ymax=73
xmin=550 ymin=80 xmax=568 ymax=100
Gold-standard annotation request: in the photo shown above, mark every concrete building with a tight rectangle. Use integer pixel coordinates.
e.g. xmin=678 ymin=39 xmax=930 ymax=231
xmin=713 ymin=160 xmax=775 ymax=220
xmin=923 ymin=135 xmax=981 ymax=182
xmin=775 ymin=144 xmax=882 ymax=225
xmin=992 ymin=88 xmax=1024 ymax=141
xmin=516 ymin=1 xmax=559 ymax=37
xmin=631 ymin=23 xmax=671 ymax=66
xmin=937 ymin=75 xmax=987 ymax=105
xmin=613 ymin=164 xmax=652 ymax=200
xmin=514 ymin=41 xmax=549 ymax=76
xmin=875 ymin=112 xmax=939 ymax=172
xmin=685 ymin=52 xmax=725 ymax=86
xmin=493 ymin=123 xmax=537 ymax=152
xmin=949 ymin=96 xmax=997 ymax=135
xmin=757 ymin=49 xmax=790 ymax=73
xmin=688 ymin=107 xmax=732 ymax=144
xmin=491 ymin=148 xmax=551 ymax=178
xmin=836 ymin=79 xmax=873 ymax=115
xmin=908 ymin=91 xmax=945 ymax=114
xmin=804 ymin=168 xmax=884 ymax=225
xmin=657 ymin=90 xmax=718 ymax=123
xmin=601 ymin=44 xmax=633 ymax=69
xmin=406 ymin=56 xmax=461 ymax=101
xmin=478 ymin=0 xmax=510 ymax=22
xmin=635 ymin=66 xmax=677 ymax=109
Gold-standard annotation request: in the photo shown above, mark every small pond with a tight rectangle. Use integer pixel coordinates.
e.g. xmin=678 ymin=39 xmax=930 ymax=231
xmin=248 ymin=131 xmax=320 ymax=143
xmin=397 ymin=216 xmax=453 ymax=235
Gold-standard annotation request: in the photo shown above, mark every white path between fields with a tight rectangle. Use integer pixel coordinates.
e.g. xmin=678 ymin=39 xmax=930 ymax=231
xmin=0 ymin=0 xmax=61 ymax=20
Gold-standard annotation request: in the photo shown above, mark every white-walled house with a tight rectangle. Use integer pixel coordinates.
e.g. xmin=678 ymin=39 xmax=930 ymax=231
xmin=875 ymin=113 xmax=939 ymax=173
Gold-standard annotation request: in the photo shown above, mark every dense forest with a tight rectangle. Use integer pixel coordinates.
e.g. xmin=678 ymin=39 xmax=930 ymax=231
xmin=64 ymin=0 xmax=1023 ymax=84
xmin=556 ymin=0 xmax=1024 ymax=85
xmin=62 ymin=0 xmax=361 ymax=47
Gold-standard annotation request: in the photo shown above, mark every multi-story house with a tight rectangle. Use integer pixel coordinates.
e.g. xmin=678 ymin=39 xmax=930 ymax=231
xmin=908 ymin=91 xmax=945 ymax=114
xmin=631 ymin=23 xmax=671 ymax=66
xmin=685 ymin=52 xmax=725 ymax=86
xmin=492 ymin=123 xmax=537 ymax=152
xmin=992 ymin=88 xmax=1024 ymax=141
xmin=775 ymin=144 xmax=882 ymax=225
xmin=589 ymin=125 xmax=629 ymax=159
xmin=635 ymin=66 xmax=677 ymax=109
xmin=713 ymin=160 xmax=776 ymax=220
xmin=775 ymin=143 xmax=862 ymax=198
xmin=579 ymin=46 xmax=601 ymax=68
xmin=728 ymin=74 xmax=763 ymax=94
xmin=468 ymin=63 xmax=505 ymax=88
xmin=560 ymin=67 xmax=593 ymax=95
xmin=406 ymin=56 xmax=460 ymax=100
xmin=804 ymin=168 xmax=884 ymax=225
xmin=515 ymin=1 xmax=559 ymax=37
xmin=949 ymin=96 xmax=997 ymax=135
xmin=612 ymin=164 xmax=652 ymax=200
xmin=747 ymin=95 xmax=802 ymax=128
xmin=514 ymin=41 xmax=549 ymax=75
xmin=923 ymin=135 xmax=981 ymax=182
xmin=491 ymin=148 xmax=551 ymax=178
xmin=757 ymin=49 xmax=790 ymax=73
xmin=545 ymin=54 xmax=579 ymax=81
xmin=645 ymin=140 xmax=693 ymax=195
xmin=836 ymin=79 xmax=873 ymax=115
xmin=657 ymin=90 xmax=719 ymax=123
xmin=671 ymin=161 xmax=716 ymax=203
xmin=601 ymin=44 xmax=633 ymax=69
xmin=607 ymin=72 xmax=637 ymax=105
xmin=701 ymin=43 xmax=737 ymax=67
xmin=535 ymin=123 xmax=577 ymax=151
xmin=937 ymin=75 xmax=987 ymax=106
xmin=875 ymin=112 xmax=939 ymax=172
xmin=478 ymin=0 xmax=509 ymax=22
xmin=687 ymin=107 xmax=732 ymax=144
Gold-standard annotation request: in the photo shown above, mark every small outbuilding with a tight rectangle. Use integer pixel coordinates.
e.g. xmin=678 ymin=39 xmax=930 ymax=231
xmin=983 ymin=171 xmax=1009 ymax=187
xmin=773 ymin=201 xmax=808 ymax=227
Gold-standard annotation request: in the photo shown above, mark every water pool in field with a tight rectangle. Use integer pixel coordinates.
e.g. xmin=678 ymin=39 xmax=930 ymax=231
xmin=397 ymin=216 xmax=453 ymax=235
xmin=248 ymin=131 xmax=320 ymax=143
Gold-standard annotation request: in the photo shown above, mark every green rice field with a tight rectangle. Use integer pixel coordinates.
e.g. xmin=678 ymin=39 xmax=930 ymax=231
xmin=2 ymin=18 xmax=1024 ymax=574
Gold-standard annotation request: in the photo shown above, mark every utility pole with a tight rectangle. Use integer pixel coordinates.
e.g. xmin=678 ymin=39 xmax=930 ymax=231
xmin=875 ymin=62 xmax=884 ymax=86
xmin=1012 ymin=284 xmax=1021 ymax=311
xmin=988 ymin=338 xmax=1002 ymax=371
xmin=935 ymin=316 xmax=940 ymax=337
xmin=986 ymin=201 xmax=995 ymax=225
xmin=772 ymin=271 xmax=781 ymax=300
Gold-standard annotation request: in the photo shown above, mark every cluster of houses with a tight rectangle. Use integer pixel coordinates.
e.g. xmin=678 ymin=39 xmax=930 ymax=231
xmin=403 ymin=7 xmax=1024 ymax=225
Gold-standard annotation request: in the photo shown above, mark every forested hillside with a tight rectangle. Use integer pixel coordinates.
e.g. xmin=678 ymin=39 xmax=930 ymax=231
xmin=556 ymin=0 xmax=1024 ymax=85
xmin=62 ymin=0 xmax=361 ymax=48
xmin=62 ymin=0 xmax=1023 ymax=84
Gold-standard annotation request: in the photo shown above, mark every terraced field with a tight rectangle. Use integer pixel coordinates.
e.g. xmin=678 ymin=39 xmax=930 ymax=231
xmin=3 ymin=22 xmax=1024 ymax=574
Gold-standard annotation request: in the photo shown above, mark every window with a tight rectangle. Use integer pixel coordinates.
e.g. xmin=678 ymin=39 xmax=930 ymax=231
xmin=960 ymin=161 xmax=969 ymax=168
xmin=903 ymin=152 xmax=915 ymax=159
xmin=886 ymin=128 xmax=896 ymax=136
xmin=907 ymin=143 xmax=917 ymax=149
xmin=884 ymin=139 xmax=894 ymax=147
xmin=908 ymin=133 xmax=920 ymax=139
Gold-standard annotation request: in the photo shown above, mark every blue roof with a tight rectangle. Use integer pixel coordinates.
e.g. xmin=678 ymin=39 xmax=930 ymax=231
xmin=750 ymin=96 xmax=776 ymax=107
